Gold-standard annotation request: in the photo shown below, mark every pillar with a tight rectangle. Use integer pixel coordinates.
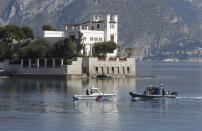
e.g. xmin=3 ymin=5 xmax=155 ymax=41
xmin=90 ymin=44 xmax=92 ymax=55
xmin=106 ymin=67 xmax=109 ymax=74
xmin=21 ymin=59 xmax=24 ymax=68
xmin=98 ymin=66 xmax=102 ymax=74
xmin=36 ymin=58 xmax=40 ymax=68
xmin=109 ymin=66 xmax=112 ymax=75
xmin=116 ymin=67 xmax=119 ymax=74
xmin=52 ymin=59 xmax=55 ymax=68
xmin=28 ymin=59 xmax=31 ymax=68
xmin=114 ymin=66 xmax=117 ymax=75
xmin=130 ymin=65 xmax=133 ymax=74
xmin=44 ymin=59 xmax=47 ymax=68
xmin=83 ymin=45 xmax=85 ymax=56
xmin=61 ymin=59 xmax=64 ymax=66
xmin=65 ymin=25 xmax=68 ymax=31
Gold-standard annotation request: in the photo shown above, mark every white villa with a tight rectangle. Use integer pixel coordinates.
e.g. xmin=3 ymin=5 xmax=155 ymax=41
xmin=44 ymin=14 xmax=118 ymax=57
xmin=0 ymin=15 xmax=137 ymax=77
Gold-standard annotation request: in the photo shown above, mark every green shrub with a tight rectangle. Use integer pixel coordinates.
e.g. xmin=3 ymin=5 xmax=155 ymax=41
xmin=66 ymin=57 xmax=77 ymax=65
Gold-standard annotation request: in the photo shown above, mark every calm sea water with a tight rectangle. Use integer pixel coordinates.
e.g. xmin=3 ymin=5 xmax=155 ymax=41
xmin=0 ymin=62 xmax=202 ymax=131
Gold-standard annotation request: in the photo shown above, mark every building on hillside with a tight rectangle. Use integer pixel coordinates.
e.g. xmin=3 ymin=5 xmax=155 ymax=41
xmin=44 ymin=14 xmax=118 ymax=57
xmin=1 ymin=14 xmax=137 ymax=78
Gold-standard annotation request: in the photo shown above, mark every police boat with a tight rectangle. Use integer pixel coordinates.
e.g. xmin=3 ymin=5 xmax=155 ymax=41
xmin=129 ymin=83 xmax=177 ymax=99
xmin=73 ymin=87 xmax=116 ymax=101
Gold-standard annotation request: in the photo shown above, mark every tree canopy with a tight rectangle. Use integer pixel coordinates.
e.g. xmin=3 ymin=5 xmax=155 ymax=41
xmin=93 ymin=41 xmax=117 ymax=57
xmin=53 ymin=38 xmax=76 ymax=59
xmin=0 ymin=25 xmax=35 ymax=45
xmin=125 ymin=47 xmax=135 ymax=57
xmin=0 ymin=24 xmax=86 ymax=64
xmin=75 ymin=32 xmax=83 ymax=56
xmin=42 ymin=25 xmax=56 ymax=31
xmin=19 ymin=38 xmax=52 ymax=59
xmin=22 ymin=26 xmax=34 ymax=40
xmin=0 ymin=42 xmax=6 ymax=61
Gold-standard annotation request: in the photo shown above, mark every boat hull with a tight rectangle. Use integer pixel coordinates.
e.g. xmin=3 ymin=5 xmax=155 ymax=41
xmin=73 ymin=94 xmax=116 ymax=100
xmin=129 ymin=92 xmax=177 ymax=99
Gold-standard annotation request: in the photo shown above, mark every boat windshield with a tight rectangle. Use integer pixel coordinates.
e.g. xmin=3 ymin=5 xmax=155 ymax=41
xmin=90 ymin=88 xmax=100 ymax=94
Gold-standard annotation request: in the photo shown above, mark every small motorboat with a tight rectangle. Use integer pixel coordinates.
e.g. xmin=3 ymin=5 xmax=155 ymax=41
xmin=73 ymin=87 xmax=116 ymax=101
xmin=129 ymin=83 xmax=177 ymax=99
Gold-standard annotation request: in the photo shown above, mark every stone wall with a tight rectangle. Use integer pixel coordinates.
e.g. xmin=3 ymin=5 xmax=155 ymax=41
xmin=83 ymin=57 xmax=136 ymax=77
xmin=3 ymin=58 xmax=83 ymax=76
xmin=67 ymin=57 xmax=82 ymax=75
xmin=1 ymin=57 xmax=136 ymax=77
xmin=5 ymin=64 xmax=68 ymax=76
xmin=0 ymin=60 xmax=9 ymax=70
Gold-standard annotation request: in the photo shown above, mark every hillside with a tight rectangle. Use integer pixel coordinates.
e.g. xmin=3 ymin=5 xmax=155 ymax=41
xmin=158 ymin=0 xmax=202 ymax=41
xmin=0 ymin=0 xmax=201 ymax=61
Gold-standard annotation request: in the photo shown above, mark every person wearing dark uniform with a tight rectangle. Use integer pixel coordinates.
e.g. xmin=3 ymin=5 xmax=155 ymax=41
xmin=86 ymin=88 xmax=89 ymax=95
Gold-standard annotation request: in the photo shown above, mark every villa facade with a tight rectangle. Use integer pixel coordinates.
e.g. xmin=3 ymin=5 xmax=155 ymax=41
xmin=44 ymin=14 xmax=118 ymax=57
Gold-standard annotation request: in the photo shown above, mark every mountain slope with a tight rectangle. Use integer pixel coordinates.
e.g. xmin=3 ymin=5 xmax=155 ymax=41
xmin=0 ymin=0 xmax=200 ymax=60
xmin=158 ymin=0 xmax=202 ymax=41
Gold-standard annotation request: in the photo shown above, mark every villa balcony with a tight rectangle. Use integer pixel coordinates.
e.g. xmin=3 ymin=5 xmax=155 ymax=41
xmin=98 ymin=57 xmax=127 ymax=62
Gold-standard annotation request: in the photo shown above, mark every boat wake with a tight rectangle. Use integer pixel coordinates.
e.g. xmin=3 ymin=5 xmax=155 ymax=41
xmin=177 ymin=97 xmax=202 ymax=99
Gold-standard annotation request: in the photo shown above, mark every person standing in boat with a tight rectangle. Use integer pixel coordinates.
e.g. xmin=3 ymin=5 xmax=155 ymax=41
xmin=159 ymin=82 xmax=169 ymax=95
xmin=86 ymin=88 xmax=90 ymax=95
xmin=148 ymin=88 xmax=152 ymax=95
xmin=159 ymin=82 xmax=163 ymax=87
xmin=159 ymin=82 xmax=164 ymax=95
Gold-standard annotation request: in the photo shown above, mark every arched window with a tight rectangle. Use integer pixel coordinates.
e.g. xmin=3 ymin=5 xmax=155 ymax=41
xmin=95 ymin=67 xmax=98 ymax=74
xmin=127 ymin=66 xmax=130 ymax=73
xmin=97 ymin=24 xmax=100 ymax=29
xmin=112 ymin=67 xmax=114 ymax=74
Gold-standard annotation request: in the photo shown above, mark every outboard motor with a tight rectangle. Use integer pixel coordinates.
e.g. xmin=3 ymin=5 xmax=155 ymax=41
xmin=73 ymin=95 xmax=78 ymax=100
xmin=171 ymin=92 xmax=178 ymax=96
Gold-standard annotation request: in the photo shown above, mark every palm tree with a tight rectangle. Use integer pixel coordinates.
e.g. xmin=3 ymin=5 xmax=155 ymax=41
xmin=125 ymin=47 xmax=134 ymax=57
xmin=116 ymin=45 xmax=121 ymax=57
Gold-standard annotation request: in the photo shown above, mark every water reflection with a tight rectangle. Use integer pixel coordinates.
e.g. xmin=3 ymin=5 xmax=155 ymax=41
xmin=67 ymin=77 xmax=136 ymax=94
xmin=131 ymin=98 xmax=170 ymax=112
xmin=0 ymin=77 xmax=136 ymax=113
xmin=0 ymin=77 xmax=136 ymax=130
xmin=1 ymin=62 xmax=202 ymax=130
xmin=74 ymin=100 xmax=118 ymax=113
xmin=73 ymin=100 xmax=120 ymax=130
